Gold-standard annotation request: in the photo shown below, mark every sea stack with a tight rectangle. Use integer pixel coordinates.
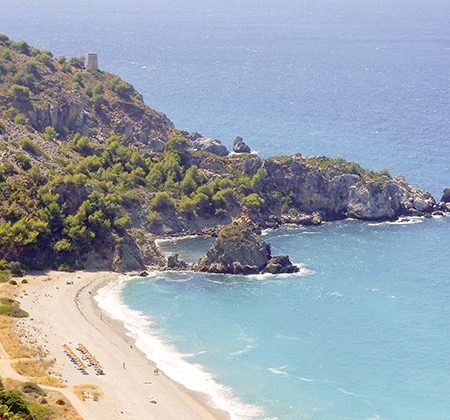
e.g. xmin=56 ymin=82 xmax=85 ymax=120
xmin=86 ymin=52 xmax=99 ymax=71
xmin=232 ymin=136 xmax=251 ymax=154
xmin=197 ymin=217 xmax=299 ymax=275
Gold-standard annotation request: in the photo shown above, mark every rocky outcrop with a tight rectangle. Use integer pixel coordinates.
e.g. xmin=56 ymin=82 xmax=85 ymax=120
xmin=240 ymin=157 xmax=438 ymax=221
xmin=191 ymin=137 xmax=229 ymax=156
xmin=132 ymin=230 xmax=167 ymax=267
xmin=232 ymin=136 xmax=251 ymax=154
xmin=263 ymin=256 xmax=298 ymax=274
xmin=166 ymin=254 xmax=189 ymax=270
xmin=280 ymin=210 xmax=322 ymax=226
xmin=112 ymin=233 xmax=145 ymax=272
xmin=197 ymin=218 xmax=298 ymax=275
xmin=28 ymin=102 xmax=88 ymax=134
xmin=441 ymin=188 xmax=450 ymax=203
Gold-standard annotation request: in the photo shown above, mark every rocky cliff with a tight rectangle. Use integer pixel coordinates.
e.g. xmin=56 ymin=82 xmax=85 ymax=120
xmin=0 ymin=35 xmax=446 ymax=274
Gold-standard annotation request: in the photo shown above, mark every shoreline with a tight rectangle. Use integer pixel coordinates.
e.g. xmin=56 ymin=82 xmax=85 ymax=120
xmin=15 ymin=271 xmax=228 ymax=420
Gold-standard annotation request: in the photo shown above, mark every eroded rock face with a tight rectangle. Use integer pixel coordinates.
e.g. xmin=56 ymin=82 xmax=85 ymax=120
xmin=263 ymin=256 xmax=298 ymax=274
xmin=28 ymin=103 xmax=87 ymax=134
xmin=197 ymin=218 xmax=298 ymax=275
xmin=112 ymin=233 xmax=145 ymax=272
xmin=166 ymin=254 xmax=189 ymax=270
xmin=232 ymin=136 xmax=251 ymax=154
xmin=258 ymin=158 xmax=437 ymax=221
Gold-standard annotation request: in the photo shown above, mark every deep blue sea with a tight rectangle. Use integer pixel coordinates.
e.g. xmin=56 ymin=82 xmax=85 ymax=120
xmin=3 ymin=0 xmax=450 ymax=418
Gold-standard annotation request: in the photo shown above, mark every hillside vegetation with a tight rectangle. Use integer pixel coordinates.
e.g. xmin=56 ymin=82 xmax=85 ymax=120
xmin=0 ymin=34 xmax=439 ymax=278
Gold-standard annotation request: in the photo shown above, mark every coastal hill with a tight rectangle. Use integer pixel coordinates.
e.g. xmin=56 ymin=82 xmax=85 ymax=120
xmin=0 ymin=35 xmax=445 ymax=276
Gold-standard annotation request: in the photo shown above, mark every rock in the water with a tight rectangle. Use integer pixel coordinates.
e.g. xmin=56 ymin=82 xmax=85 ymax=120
xmin=197 ymin=218 xmax=298 ymax=275
xmin=232 ymin=136 xmax=251 ymax=154
xmin=441 ymin=188 xmax=450 ymax=203
xmin=191 ymin=137 xmax=229 ymax=156
xmin=166 ymin=254 xmax=189 ymax=270
xmin=263 ymin=255 xmax=299 ymax=274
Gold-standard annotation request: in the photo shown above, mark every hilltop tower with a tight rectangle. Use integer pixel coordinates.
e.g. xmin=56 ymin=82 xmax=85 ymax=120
xmin=86 ymin=52 xmax=98 ymax=71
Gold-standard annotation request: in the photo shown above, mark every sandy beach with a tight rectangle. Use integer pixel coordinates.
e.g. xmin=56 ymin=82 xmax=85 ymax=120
xmin=5 ymin=271 xmax=228 ymax=420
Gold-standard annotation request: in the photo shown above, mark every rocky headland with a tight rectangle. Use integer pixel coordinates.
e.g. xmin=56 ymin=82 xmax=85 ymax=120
xmin=0 ymin=34 xmax=447 ymax=277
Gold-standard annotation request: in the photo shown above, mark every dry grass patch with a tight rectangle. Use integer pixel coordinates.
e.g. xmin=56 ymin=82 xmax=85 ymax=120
xmin=73 ymin=384 xmax=103 ymax=402
xmin=0 ymin=315 xmax=63 ymax=387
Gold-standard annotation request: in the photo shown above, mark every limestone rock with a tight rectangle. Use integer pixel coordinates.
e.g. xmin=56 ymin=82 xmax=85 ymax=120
xmin=166 ymin=254 xmax=189 ymax=270
xmin=191 ymin=137 xmax=229 ymax=156
xmin=232 ymin=136 xmax=251 ymax=154
xmin=263 ymin=256 xmax=299 ymax=274
xmin=197 ymin=218 xmax=298 ymax=275
xmin=281 ymin=210 xmax=322 ymax=226
xmin=112 ymin=234 xmax=145 ymax=272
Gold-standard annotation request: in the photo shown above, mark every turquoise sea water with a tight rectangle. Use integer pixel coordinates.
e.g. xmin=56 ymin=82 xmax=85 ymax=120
xmin=3 ymin=0 xmax=450 ymax=418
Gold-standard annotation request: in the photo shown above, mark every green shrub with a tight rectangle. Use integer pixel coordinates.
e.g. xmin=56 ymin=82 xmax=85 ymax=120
xmin=13 ymin=113 xmax=27 ymax=125
xmin=146 ymin=211 xmax=162 ymax=229
xmin=0 ymin=121 xmax=5 ymax=134
xmin=12 ymin=40 xmax=32 ymax=55
xmin=243 ymin=193 xmax=264 ymax=209
xmin=16 ymin=153 xmax=31 ymax=170
xmin=22 ymin=382 xmax=45 ymax=396
xmin=114 ymin=215 xmax=131 ymax=228
xmin=61 ymin=62 xmax=72 ymax=73
xmin=20 ymin=138 xmax=42 ymax=156
xmin=151 ymin=192 xmax=175 ymax=211
xmin=9 ymin=261 xmax=24 ymax=277
xmin=70 ymin=56 xmax=85 ymax=68
xmin=12 ymin=70 xmax=36 ymax=89
xmin=37 ymin=52 xmax=55 ymax=70
xmin=178 ymin=196 xmax=196 ymax=218
xmin=379 ymin=168 xmax=391 ymax=178
xmin=72 ymin=134 xmax=94 ymax=155
xmin=8 ymin=84 xmax=30 ymax=99
xmin=72 ymin=72 xmax=83 ymax=87
xmin=0 ymin=271 xmax=11 ymax=283
xmin=54 ymin=238 xmax=73 ymax=252
xmin=0 ymin=300 xmax=29 ymax=318
xmin=25 ymin=60 xmax=40 ymax=77
xmin=42 ymin=126 xmax=58 ymax=141
xmin=3 ymin=106 xmax=16 ymax=120
xmin=0 ymin=34 xmax=10 ymax=46
xmin=111 ymin=78 xmax=134 ymax=97
xmin=21 ymin=279 xmax=28 ymax=284
xmin=57 ymin=264 xmax=74 ymax=272
xmin=8 ymin=279 xmax=17 ymax=286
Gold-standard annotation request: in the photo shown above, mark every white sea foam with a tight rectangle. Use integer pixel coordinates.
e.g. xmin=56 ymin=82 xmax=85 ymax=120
xmin=155 ymin=234 xmax=202 ymax=246
xmin=368 ymin=216 xmax=424 ymax=227
xmin=268 ymin=365 xmax=289 ymax=377
xmin=246 ymin=264 xmax=315 ymax=280
xmin=95 ymin=276 xmax=263 ymax=419
xmin=230 ymin=345 xmax=254 ymax=357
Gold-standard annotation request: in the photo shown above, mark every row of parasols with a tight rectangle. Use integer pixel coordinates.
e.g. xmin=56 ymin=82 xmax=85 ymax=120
xmin=63 ymin=343 xmax=105 ymax=375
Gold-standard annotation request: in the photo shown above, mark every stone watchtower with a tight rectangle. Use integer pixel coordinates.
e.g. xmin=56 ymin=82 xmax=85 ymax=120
xmin=86 ymin=52 xmax=98 ymax=71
